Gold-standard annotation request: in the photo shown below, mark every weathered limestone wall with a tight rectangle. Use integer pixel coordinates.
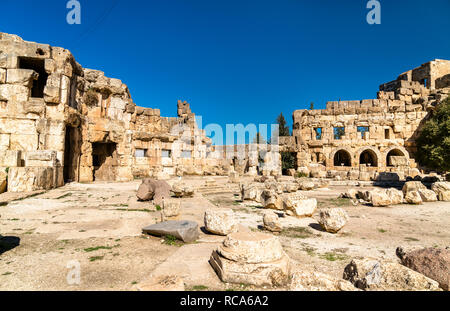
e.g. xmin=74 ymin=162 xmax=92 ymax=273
xmin=285 ymin=60 xmax=450 ymax=181
xmin=0 ymin=32 xmax=224 ymax=193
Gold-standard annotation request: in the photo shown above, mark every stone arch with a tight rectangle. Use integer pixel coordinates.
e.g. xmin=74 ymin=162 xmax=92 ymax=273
xmin=385 ymin=147 xmax=410 ymax=167
xmin=357 ymin=147 xmax=381 ymax=168
xmin=331 ymin=149 xmax=353 ymax=167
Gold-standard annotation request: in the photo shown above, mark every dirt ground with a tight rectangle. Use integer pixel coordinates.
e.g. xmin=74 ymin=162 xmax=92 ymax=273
xmin=0 ymin=176 xmax=449 ymax=291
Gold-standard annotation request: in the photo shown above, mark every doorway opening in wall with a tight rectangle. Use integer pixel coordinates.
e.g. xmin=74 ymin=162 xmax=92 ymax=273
xmin=281 ymin=152 xmax=297 ymax=175
xmin=334 ymin=150 xmax=351 ymax=167
xmin=387 ymin=149 xmax=406 ymax=167
xmin=359 ymin=149 xmax=378 ymax=167
xmin=64 ymin=126 xmax=78 ymax=182
xmin=92 ymin=142 xmax=117 ymax=181
xmin=18 ymin=57 xmax=48 ymax=98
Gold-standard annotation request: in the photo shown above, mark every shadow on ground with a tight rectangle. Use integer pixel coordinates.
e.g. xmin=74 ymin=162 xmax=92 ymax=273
xmin=0 ymin=236 xmax=21 ymax=255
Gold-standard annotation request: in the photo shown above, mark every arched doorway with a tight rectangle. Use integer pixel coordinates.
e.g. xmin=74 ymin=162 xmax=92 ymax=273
xmin=386 ymin=149 xmax=406 ymax=167
xmin=334 ymin=150 xmax=352 ymax=167
xmin=359 ymin=149 xmax=378 ymax=167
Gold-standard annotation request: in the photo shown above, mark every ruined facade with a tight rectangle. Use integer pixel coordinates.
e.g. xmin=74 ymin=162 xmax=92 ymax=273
xmin=1 ymin=32 xmax=449 ymax=193
xmin=282 ymin=59 xmax=450 ymax=181
xmin=0 ymin=32 xmax=227 ymax=192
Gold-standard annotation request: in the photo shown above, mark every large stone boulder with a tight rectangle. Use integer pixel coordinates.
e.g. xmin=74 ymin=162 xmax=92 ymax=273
xmin=297 ymin=180 xmax=316 ymax=191
xmin=241 ymin=183 xmax=263 ymax=202
xmin=402 ymin=181 xmax=426 ymax=196
xmin=405 ymin=191 xmax=423 ymax=205
xmin=431 ymin=182 xmax=450 ymax=201
xmin=343 ymin=258 xmax=441 ymax=291
xmin=261 ymin=189 xmax=284 ymax=210
xmin=209 ymin=232 xmax=290 ymax=287
xmin=318 ymin=208 xmax=349 ymax=233
xmin=137 ymin=179 xmax=156 ymax=201
xmin=282 ymin=193 xmax=317 ymax=217
xmin=290 ymin=270 xmax=357 ymax=291
xmin=397 ymin=247 xmax=450 ymax=291
xmin=263 ymin=211 xmax=282 ymax=233
xmin=153 ymin=180 xmax=172 ymax=206
xmin=370 ymin=189 xmax=392 ymax=207
xmin=418 ymin=189 xmax=438 ymax=202
xmin=386 ymin=188 xmax=404 ymax=205
xmin=204 ymin=209 xmax=238 ymax=236
xmin=142 ymin=220 xmax=199 ymax=243
xmin=171 ymin=181 xmax=194 ymax=198
xmin=0 ymin=170 xmax=7 ymax=194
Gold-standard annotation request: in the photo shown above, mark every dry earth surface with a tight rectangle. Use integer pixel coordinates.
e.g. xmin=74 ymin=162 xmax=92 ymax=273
xmin=1 ymin=176 xmax=449 ymax=291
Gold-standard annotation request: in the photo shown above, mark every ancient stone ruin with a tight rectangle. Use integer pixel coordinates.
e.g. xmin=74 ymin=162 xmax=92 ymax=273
xmin=1 ymin=32 xmax=449 ymax=195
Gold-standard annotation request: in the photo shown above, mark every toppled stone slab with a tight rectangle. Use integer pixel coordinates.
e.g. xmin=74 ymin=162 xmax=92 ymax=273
xmin=210 ymin=232 xmax=290 ymax=287
xmin=137 ymin=179 xmax=156 ymax=201
xmin=343 ymin=258 xmax=441 ymax=291
xmin=142 ymin=220 xmax=199 ymax=243
xmin=397 ymin=247 xmax=450 ymax=291
xmin=290 ymin=270 xmax=357 ymax=291
xmin=318 ymin=208 xmax=349 ymax=233
xmin=402 ymin=181 xmax=426 ymax=195
xmin=283 ymin=193 xmax=317 ymax=217
xmin=261 ymin=189 xmax=284 ymax=210
xmin=241 ymin=183 xmax=263 ymax=202
xmin=204 ymin=209 xmax=238 ymax=236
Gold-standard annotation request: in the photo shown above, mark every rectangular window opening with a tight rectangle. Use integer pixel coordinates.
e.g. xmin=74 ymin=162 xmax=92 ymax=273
xmin=135 ymin=149 xmax=148 ymax=158
xmin=162 ymin=149 xmax=172 ymax=158
xmin=357 ymin=126 xmax=369 ymax=139
xmin=18 ymin=57 xmax=48 ymax=98
xmin=314 ymin=128 xmax=323 ymax=140
xmin=334 ymin=127 xmax=345 ymax=140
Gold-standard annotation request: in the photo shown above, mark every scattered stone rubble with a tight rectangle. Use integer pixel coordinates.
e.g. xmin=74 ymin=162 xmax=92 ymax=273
xmin=142 ymin=220 xmax=199 ymax=243
xmin=289 ymin=270 xmax=357 ymax=291
xmin=262 ymin=211 xmax=282 ymax=233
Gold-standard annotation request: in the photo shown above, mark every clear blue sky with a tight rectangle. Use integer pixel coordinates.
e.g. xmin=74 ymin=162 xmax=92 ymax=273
xmin=1 ymin=0 xmax=449 ymax=143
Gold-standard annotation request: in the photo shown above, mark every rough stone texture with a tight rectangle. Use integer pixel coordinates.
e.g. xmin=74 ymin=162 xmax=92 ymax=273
xmin=386 ymin=188 xmax=404 ymax=205
xmin=402 ymin=181 xmax=427 ymax=195
xmin=263 ymin=211 xmax=282 ymax=233
xmin=153 ymin=180 xmax=172 ymax=206
xmin=370 ymin=189 xmax=392 ymax=207
xmin=397 ymin=247 xmax=450 ymax=291
xmin=261 ymin=189 xmax=284 ymax=210
xmin=405 ymin=191 xmax=423 ymax=205
xmin=290 ymin=270 xmax=357 ymax=291
xmin=162 ymin=199 xmax=181 ymax=218
xmin=432 ymin=182 xmax=450 ymax=201
xmin=204 ymin=209 xmax=238 ymax=236
xmin=241 ymin=183 xmax=263 ymax=202
xmin=171 ymin=181 xmax=194 ymax=198
xmin=343 ymin=258 xmax=441 ymax=291
xmin=318 ymin=208 xmax=349 ymax=233
xmin=142 ymin=220 xmax=199 ymax=243
xmin=136 ymin=275 xmax=185 ymax=291
xmin=418 ymin=189 xmax=438 ymax=202
xmin=297 ymin=180 xmax=316 ymax=191
xmin=210 ymin=232 xmax=290 ymax=286
xmin=218 ymin=232 xmax=284 ymax=264
xmin=282 ymin=193 xmax=317 ymax=217
xmin=136 ymin=179 xmax=156 ymax=201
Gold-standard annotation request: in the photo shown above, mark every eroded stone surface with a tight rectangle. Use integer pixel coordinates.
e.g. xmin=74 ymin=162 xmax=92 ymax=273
xmin=290 ymin=270 xmax=357 ymax=291
xmin=318 ymin=208 xmax=349 ymax=233
xmin=204 ymin=209 xmax=238 ymax=236
xmin=343 ymin=258 xmax=441 ymax=291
